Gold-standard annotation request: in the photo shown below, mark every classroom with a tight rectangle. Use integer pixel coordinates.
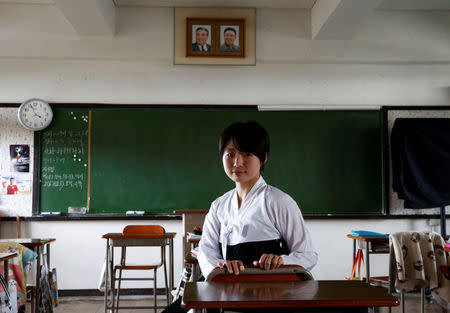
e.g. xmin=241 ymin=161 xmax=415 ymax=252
xmin=0 ymin=0 xmax=449 ymax=312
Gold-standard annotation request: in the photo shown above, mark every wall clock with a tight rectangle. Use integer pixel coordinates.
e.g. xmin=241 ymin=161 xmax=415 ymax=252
xmin=18 ymin=99 xmax=53 ymax=131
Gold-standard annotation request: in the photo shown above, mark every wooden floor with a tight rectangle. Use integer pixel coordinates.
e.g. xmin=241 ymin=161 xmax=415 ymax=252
xmin=25 ymin=294 xmax=447 ymax=313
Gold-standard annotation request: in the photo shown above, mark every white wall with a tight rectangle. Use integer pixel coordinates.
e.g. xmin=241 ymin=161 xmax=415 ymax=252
xmin=1 ymin=217 xmax=444 ymax=289
xmin=0 ymin=4 xmax=449 ymax=290
xmin=0 ymin=5 xmax=448 ymax=105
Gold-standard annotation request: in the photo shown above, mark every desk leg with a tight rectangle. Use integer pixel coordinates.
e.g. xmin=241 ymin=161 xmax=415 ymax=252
xmin=169 ymin=238 xmax=174 ymax=303
xmin=388 ymin=244 xmax=395 ymax=294
xmin=34 ymin=246 xmax=42 ymax=313
xmin=111 ymin=243 xmax=115 ymax=312
xmin=365 ymin=241 xmax=370 ymax=283
xmin=4 ymin=259 xmax=9 ymax=286
xmin=46 ymin=244 xmax=51 ymax=270
xmin=104 ymin=239 xmax=109 ymax=313
xmin=352 ymin=239 xmax=356 ymax=265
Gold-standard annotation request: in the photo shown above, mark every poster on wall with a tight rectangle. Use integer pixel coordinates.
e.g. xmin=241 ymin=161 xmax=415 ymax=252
xmin=0 ymin=174 xmax=31 ymax=195
xmin=9 ymin=144 xmax=30 ymax=172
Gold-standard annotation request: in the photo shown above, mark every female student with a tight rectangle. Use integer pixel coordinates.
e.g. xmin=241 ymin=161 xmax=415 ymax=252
xmin=163 ymin=121 xmax=317 ymax=313
xmin=197 ymin=121 xmax=317 ymax=277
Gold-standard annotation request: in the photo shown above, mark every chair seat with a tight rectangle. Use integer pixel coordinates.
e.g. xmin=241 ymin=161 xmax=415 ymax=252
xmin=369 ymin=276 xmax=390 ymax=288
xmin=115 ymin=264 xmax=158 ymax=270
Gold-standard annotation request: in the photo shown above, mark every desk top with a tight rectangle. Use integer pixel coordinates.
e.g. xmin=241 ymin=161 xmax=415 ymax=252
xmin=0 ymin=252 xmax=18 ymax=262
xmin=102 ymin=232 xmax=176 ymax=239
xmin=187 ymin=238 xmax=200 ymax=244
xmin=173 ymin=210 xmax=209 ymax=214
xmin=182 ymin=280 xmax=399 ymax=309
xmin=0 ymin=238 xmax=56 ymax=247
xmin=347 ymin=234 xmax=389 ymax=243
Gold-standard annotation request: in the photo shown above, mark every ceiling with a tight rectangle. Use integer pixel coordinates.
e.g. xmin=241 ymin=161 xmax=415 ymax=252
xmin=0 ymin=0 xmax=449 ymax=9
xmin=1 ymin=0 xmax=447 ymax=39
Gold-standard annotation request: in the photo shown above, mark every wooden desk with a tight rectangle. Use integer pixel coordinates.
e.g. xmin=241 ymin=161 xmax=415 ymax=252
xmin=173 ymin=210 xmax=207 ymax=266
xmin=102 ymin=232 xmax=176 ymax=312
xmin=185 ymin=252 xmax=200 ymax=281
xmin=188 ymin=238 xmax=200 ymax=250
xmin=186 ymin=237 xmax=201 ymax=280
xmin=182 ymin=280 xmax=399 ymax=312
xmin=0 ymin=238 xmax=55 ymax=313
xmin=0 ymin=252 xmax=18 ymax=286
xmin=347 ymin=235 xmax=389 ymax=284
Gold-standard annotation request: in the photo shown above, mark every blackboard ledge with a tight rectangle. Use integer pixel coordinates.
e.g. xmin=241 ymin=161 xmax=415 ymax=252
xmin=303 ymin=214 xmax=450 ymax=220
xmin=5 ymin=214 xmax=182 ymax=221
xmin=2 ymin=213 xmax=448 ymax=221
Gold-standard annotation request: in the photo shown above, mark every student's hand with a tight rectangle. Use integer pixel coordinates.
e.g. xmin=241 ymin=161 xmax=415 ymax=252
xmin=253 ymin=254 xmax=284 ymax=270
xmin=218 ymin=260 xmax=245 ymax=275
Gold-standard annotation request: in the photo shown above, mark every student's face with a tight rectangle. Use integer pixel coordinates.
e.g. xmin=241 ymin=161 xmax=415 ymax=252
xmin=196 ymin=29 xmax=208 ymax=45
xmin=222 ymin=140 xmax=263 ymax=186
xmin=224 ymin=30 xmax=236 ymax=46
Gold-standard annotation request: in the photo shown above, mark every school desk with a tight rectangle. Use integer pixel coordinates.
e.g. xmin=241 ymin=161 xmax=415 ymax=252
xmin=347 ymin=234 xmax=389 ymax=284
xmin=182 ymin=280 xmax=399 ymax=312
xmin=0 ymin=238 xmax=56 ymax=313
xmin=102 ymin=231 xmax=176 ymax=312
xmin=0 ymin=252 xmax=18 ymax=286
xmin=173 ymin=210 xmax=207 ymax=264
xmin=184 ymin=252 xmax=200 ymax=281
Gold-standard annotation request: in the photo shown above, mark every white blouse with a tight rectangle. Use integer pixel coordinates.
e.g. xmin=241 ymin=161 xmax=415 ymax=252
xmin=197 ymin=176 xmax=318 ymax=277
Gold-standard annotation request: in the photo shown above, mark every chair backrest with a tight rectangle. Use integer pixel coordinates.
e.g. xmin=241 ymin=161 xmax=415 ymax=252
xmin=206 ymin=265 xmax=313 ymax=282
xmin=122 ymin=225 xmax=165 ymax=236
xmin=389 ymin=231 xmax=447 ymax=293
xmin=0 ymin=216 xmax=23 ymax=239
xmin=16 ymin=216 xmax=21 ymax=238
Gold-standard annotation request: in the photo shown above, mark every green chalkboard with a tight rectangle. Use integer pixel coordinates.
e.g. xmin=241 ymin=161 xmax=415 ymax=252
xmin=39 ymin=108 xmax=384 ymax=215
xmin=39 ymin=109 xmax=89 ymax=212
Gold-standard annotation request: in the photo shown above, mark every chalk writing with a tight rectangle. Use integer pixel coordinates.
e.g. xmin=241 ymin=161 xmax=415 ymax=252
xmin=40 ymin=112 xmax=88 ymax=193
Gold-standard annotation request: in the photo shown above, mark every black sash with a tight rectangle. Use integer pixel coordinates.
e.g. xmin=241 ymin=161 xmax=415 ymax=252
xmin=219 ymin=238 xmax=289 ymax=265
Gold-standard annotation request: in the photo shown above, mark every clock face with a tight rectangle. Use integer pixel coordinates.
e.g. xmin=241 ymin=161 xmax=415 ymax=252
xmin=18 ymin=99 xmax=53 ymax=131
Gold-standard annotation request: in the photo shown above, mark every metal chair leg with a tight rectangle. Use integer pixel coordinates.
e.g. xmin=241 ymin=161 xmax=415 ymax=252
xmin=164 ymin=258 xmax=169 ymax=306
xmin=115 ymin=268 xmax=123 ymax=313
xmin=421 ymin=288 xmax=424 ymax=313
xmin=400 ymin=291 xmax=405 ymax=313
xmin=154 ymin=268 xmax=157 ymax=313
xmin=30 ymin=289 xmax=35 ymax=313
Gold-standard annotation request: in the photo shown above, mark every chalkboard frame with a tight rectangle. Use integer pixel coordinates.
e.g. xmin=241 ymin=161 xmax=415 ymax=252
xmin=33 ymin=104 xmax=386 ymax=216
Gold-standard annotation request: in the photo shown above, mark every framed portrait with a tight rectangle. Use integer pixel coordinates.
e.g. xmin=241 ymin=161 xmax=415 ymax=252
xmin=186 ymin=18 xmax=245 ymax=58
xmin=174 ymin=8 xmax=255 ymax=65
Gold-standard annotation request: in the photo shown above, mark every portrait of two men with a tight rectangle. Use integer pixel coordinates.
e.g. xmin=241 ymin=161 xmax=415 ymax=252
xmin=187 ymin=18 xmax=245 ymax=57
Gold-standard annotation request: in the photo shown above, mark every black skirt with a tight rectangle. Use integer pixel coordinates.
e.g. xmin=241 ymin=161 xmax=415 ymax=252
xmin=220 ymin=238 xmax=290 ymax=264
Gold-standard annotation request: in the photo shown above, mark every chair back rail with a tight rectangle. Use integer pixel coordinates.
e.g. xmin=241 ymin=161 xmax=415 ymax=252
xmin=123 ymin=225 xmax=165 ymax=236
xmin=206 ymin=265 xmax=313 ymax=282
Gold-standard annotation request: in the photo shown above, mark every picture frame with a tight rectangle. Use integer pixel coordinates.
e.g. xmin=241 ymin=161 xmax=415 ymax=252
xmin=186 ymin=18 xmax=245 ymax=58
xmin=174 ymin=8 xmax=255 ymax=65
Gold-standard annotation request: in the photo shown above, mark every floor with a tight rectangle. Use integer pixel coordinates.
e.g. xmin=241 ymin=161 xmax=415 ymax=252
xmin=24 ymin=294 xmax=447 ymax=313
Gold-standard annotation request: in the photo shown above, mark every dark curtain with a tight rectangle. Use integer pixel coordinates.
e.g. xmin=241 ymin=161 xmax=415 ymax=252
xmin=391 ymin=118 xmax=450 ymax=209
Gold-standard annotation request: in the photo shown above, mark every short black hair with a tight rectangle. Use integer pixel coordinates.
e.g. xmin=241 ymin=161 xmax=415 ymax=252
xmin=223 ymin=27 xmax=236 ymax=35
xmin=219 ymin=121 xmax=270 ymax=171
xmin=196 ymin=27 xmax=209 ymax=36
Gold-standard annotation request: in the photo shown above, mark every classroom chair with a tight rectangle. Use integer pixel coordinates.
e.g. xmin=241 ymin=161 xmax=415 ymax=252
xmin=389 ymin=231 xmax=448 ymax=313
xmin=112 ymin=225 xmax=169 ymax=313
xmin=0 ymin=216 xmax=37 ymax=312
